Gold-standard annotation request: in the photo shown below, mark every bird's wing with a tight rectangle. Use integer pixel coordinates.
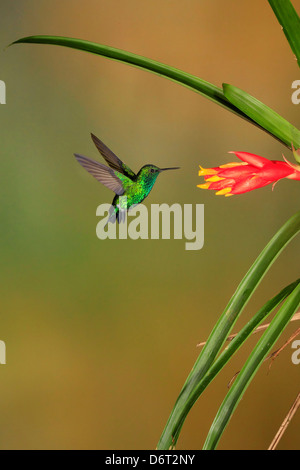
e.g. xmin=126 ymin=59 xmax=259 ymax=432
xmin=91 ymin=134 xmax=136 ymax=179
xmin=74 ymin=154 xmax=131 ymax=196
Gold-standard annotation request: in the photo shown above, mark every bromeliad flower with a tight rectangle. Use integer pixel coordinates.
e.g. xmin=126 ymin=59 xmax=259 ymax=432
xmin=198 ymin=151 xmax=300 ymax=196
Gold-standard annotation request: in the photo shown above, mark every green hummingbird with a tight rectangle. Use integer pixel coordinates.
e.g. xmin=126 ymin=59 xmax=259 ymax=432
xmin=74 ymin=134 xmax=180 ymax=223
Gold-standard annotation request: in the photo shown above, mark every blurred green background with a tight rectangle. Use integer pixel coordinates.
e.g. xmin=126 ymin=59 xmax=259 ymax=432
xmin=0 ymin=0 xmax=299 ymax=450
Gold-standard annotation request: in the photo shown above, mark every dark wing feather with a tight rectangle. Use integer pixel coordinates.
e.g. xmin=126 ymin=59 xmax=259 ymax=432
xmin=74 ymin=154 xmax=125 ymax=196
xmin=91 ymin=134 xmax=136 ymax=179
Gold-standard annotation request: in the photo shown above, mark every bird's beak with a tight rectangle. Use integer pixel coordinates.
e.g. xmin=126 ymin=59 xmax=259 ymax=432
xmin=159 ymin=167 xmax=180 ymax=172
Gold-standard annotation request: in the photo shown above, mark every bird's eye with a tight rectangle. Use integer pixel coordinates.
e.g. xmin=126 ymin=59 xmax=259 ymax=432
xmin=150 ymin=168 xmax=155 ymax=173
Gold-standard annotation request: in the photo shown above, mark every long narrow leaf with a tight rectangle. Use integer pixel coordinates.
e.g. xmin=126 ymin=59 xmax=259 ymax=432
xmin=10 ymin=35 xmax=244 ymax=115
xmin=10 ymin=35 xmax=296 ymax=150
xmin=193 ymin=279 xmax=300 ymax=404
xmin=223 ymin=83 xmax=300 ymax=150
xmin=268 ymin=0 xmax=300 ymax=68
xmin=157 ymin=211 xmax=300 ymax=449
xmin=203 ymin=282 xmax=300 ymax=450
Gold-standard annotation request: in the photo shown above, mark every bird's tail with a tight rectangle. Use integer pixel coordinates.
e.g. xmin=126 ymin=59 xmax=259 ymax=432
xmin=104 ymin=205 xmax=117 ymax=226
xmin=105 ymin=205 xmax=127 ymax=225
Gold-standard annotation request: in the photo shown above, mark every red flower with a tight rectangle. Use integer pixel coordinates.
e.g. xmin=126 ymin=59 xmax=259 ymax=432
xmin=198 ymin=152 xmax=300 ymax=196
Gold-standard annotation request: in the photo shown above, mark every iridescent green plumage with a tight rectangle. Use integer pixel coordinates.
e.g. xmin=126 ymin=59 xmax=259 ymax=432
xmin=75 ymin=134 xmax=179 ymax=223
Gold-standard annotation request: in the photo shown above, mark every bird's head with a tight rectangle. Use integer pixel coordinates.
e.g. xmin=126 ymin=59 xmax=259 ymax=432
xmin=138 ymin=164 xmax=180 ymax=183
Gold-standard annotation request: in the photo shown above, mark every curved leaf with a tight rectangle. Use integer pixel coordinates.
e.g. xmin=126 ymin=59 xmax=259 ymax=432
xmin=203 ymin=282 xmax=300 ymax=449
xmin=157 ymin=211 xmax=300 ymax=449
xmin=223 ymin=83 xmax=300 ymax=151
xmin=268 ymin=0 xmax=300 ymax=68
xmin=11 ymin=35 xmax=297 ymax=150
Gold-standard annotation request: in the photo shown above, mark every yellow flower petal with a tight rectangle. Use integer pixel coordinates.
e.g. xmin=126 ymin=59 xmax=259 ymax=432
xmin=197 ymin=183 xmax=211 ymax=189
xmin=199 ymin=165 xmax=217 ymax=176
xmin=219 ymin=162 xmax=247 ymax=168
xmin=215 ymin=187 xmax=232 ymax=196
xmin=206 ymin=176 xmax=225 ymax=182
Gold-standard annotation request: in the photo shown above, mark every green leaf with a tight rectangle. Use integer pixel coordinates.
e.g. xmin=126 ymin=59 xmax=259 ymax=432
xmin=223 ymin=83 xmax=300 ymax=151
xmin=192 ymin=279 xmax=300 ymax=407
xmin=268 ymin=0 xmax=300 ymax=68
xmin=157 ymin=211 xmax=300 ymax=450
xmin=10 ymin=35 xmax=243 ymax=115
xmin=203 ymin=282 xmax=300 ymax=450
xmin=10 ymin=35 xmax=297 ymax=150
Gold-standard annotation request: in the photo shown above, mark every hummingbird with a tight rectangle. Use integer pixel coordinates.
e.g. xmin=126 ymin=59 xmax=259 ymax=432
xmin=74 ymin=134 xmax=180 ymax=223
